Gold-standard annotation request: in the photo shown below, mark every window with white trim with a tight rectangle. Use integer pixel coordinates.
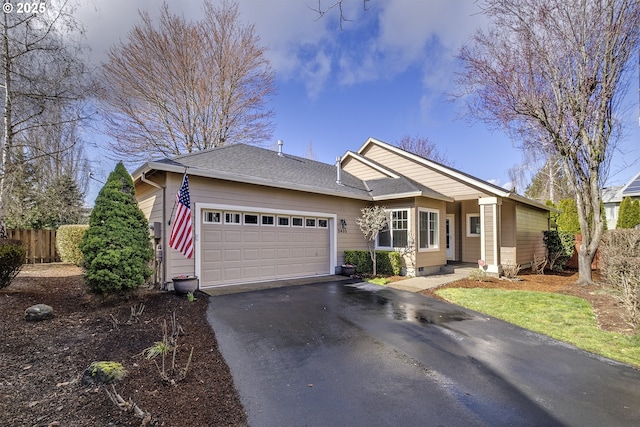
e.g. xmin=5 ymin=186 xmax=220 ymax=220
xmin=305 ymin=218 xmax=316 ymax=227
xmin=203 ymin=210 xmax=221 ymax=224
xmin=277 ymin=216 xmax=290 ymax=226
xmin=225 ymin=212 xmax=241 ymax=224
xmin=291 ymin=217 xmax=304 ymax=227
xmin=377 ymin=209 xmax=408 ymax=248
xmin=419 ymin=209 xmax=439 ymax=250
xmin=318 ymin=219 xmax=328 ymax=228
xmin=467 ymin=214 xmax=480 ymax=237
xmin=261 ymin=215 xmax=275 ymax=226
xmin=244 ymin=213 xmax=259 ymax=225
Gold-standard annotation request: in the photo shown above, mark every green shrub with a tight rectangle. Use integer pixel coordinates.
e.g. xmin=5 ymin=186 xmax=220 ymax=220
xmin=56 ymin=225 xmax=89 ymax=266
xmin=617 ymin=197 xmax=640 ymax=229
xmin=344 ymin=250 xmax=402 ymax=276
xmin=542 ymin=230 xmax=575 ymax=271
xmin=0 ymin=239 xmax=26 ymax=289
xmin=80 ymin=162 xmax=153 ymax=294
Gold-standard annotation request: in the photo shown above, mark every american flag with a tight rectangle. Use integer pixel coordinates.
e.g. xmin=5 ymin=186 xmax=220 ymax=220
xmin=169 ymin=174 xmax=194 ymax=258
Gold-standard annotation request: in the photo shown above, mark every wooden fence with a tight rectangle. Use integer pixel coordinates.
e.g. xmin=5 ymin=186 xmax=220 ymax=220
xmin=7 ymin=229 xmax=59 ymax=264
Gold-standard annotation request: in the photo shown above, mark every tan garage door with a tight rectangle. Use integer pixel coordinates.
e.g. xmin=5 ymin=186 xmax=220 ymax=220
xmin=199 ymin=211 xmax=330 ymax=288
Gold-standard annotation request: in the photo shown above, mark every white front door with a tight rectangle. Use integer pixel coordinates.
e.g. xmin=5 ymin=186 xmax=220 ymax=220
xmin=446 ymin=215 xmax=455 ymax=260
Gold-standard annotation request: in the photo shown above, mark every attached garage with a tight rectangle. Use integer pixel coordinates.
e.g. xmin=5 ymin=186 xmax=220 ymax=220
xmin=195 ymin=205 xmax=334 ymax=288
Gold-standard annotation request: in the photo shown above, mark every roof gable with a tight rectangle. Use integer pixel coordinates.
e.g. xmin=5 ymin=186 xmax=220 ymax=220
xmin=622 ymin=171 xmax=640 ymax=197
xmin=356 ymin=137 xmax=509 ymax=200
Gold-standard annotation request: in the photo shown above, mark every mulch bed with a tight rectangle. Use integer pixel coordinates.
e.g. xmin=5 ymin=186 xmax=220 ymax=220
xmin=0 ymin=264 xmax=247 ymax=427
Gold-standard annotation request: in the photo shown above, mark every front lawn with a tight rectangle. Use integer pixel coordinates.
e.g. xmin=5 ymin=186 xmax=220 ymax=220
xmin=436 ymin=287 xmax=640 ymax=368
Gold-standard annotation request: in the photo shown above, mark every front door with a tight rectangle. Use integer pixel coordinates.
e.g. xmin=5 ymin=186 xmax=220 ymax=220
xmin=446 ymin=215 xmax=455 ymax=260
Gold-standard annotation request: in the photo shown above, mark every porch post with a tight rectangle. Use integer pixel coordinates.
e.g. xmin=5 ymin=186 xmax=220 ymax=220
xmin=478 ymin=197 xmax=502 ymax=275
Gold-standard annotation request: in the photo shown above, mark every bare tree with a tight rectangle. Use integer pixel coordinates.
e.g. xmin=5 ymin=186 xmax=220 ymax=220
xmin=396 ymin=135 xmax=453 ymax=166
xmin=99 ymin=0 xmax=276 ymax=162
xmin=456 ymin=0 xmax=640 ymax=284
xmin=355 ymin=206 xmax=388 ymax=276
xmin=310 ymin=0 xmax=371 ymax=29
xmin=0 ymin=0 xmax=93 ymax=236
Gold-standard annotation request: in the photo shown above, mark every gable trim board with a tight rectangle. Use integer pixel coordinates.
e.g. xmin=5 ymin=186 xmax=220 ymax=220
xmin=132 ymin=139 xmax=551 ymax=289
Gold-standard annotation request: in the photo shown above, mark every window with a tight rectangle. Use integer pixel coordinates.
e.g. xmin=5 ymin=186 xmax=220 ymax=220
xmin=305 ymin=218 xmax=316 ymax=227
xmin=225 ymin=212 xmax=241 ymax=224
xmin=419 ymin=209 xmax=439 ymax=250
xmin=377 ymin=209 xmax=408 ymax=248
xmin=203 ymin=210 xmax=221 ymax=224
xmin=278 ymin=216 xmax=290 ymax=226
xmin=261 ymin=215 xmax=275 ymax=226
xmin=292 ymin=217 xmax=304 ymax=227
xmin=318 ymin=219 xmax=328 ymax=228
xmin=244 ymin=213 xmax=259 ymax=225
xmin=467 ymin=214 xmax=480 ymax=237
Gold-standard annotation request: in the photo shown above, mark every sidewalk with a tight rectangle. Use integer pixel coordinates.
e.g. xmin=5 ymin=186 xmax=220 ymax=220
xmin=386 ymin=264 xmax=476 ymax=293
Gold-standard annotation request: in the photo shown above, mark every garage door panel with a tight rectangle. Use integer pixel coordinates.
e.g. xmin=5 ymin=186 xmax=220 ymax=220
xmin=225 ymin=249 xmax=242 ymax=261
xmin=200 ymin=212 xmax=330 ymax=287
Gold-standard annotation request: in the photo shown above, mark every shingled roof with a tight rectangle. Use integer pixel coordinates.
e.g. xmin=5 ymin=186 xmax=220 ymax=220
xmin=134 ymin=144 xmax=375 ymax=200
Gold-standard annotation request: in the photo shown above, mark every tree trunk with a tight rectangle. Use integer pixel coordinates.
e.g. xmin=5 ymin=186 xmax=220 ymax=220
xmin=576 ymin=242 xmax=595 ymax=285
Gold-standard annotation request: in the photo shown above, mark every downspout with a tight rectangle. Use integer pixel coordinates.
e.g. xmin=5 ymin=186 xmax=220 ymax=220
xmin=140 ymin=172 xmax=166 ymax=288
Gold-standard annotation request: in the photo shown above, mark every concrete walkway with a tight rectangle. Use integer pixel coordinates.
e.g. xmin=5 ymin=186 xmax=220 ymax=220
xmin=386 ymin=264 xmax=477 ymax=293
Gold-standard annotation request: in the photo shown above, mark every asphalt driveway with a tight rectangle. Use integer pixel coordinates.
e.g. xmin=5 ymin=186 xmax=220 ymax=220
xmin=206 ymin=279 xmax=640 ymax=427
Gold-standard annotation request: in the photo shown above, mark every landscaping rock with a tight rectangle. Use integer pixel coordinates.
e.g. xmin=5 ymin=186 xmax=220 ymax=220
xmin=24 ymin=304 xmax=53 ymax=321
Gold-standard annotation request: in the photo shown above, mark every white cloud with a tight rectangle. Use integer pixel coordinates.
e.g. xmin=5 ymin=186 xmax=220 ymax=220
xmin=75 ymin=0 xmax=487 ymax=101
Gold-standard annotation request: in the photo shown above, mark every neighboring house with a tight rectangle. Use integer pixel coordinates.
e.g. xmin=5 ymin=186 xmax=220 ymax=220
xmin=602 ymin=172 xmax=640 ymax=229
xmin=132 ymin=137 xmax=551 ymax=289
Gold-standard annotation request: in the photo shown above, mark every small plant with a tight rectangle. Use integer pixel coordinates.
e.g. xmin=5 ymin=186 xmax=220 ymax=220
xmin=502 ymin=262 xmax=521 ymax=279
xmin=532 ymin=254 xmax=546 ymax=274
xmin=105 ymin=384 xmax=150 ymax=422
xmin=127 ymin=303 xmax=145 ymax=324
xmin=468 ymin=269 xmax=491 ymax=282
xmin=141 ymin=312 xmax=193 ymax=385
xmin=186 ymin=292 xmax=197 ymax=302
xmin=82 ymin=361 xmax=127 ymax=385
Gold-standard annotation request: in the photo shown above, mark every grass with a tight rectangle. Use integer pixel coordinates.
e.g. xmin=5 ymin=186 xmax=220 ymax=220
xmin=367 ymin=277 xmax=390 ymax=286
xmin=436 ymin=288 xmax=640 ymax=368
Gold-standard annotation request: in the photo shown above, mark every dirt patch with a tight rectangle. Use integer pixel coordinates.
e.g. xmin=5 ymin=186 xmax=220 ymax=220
xmin=0 ymin=264 xmax=247 ymax=427
xmin=421 ymin=269 xmax=635 ymax=335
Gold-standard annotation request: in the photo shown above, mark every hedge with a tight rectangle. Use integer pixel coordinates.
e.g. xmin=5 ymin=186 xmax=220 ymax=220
xmin=56 ymin=224 xmax=89 ymax=266
xmin=343 ymin=250 xmax=403 ymax=276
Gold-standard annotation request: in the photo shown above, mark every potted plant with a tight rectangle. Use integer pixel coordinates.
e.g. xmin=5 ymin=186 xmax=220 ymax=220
xmin=341 ymin=264 xmax=356 ymax=276
xmin=172 ymin=275 xmax=198 ymax=294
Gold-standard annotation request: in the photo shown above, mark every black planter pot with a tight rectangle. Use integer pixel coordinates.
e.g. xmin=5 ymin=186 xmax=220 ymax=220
xmin=172 ymin=277 xmax=198 ymax=294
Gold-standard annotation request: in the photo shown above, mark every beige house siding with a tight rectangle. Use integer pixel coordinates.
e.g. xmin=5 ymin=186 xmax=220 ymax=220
xmin=500 ymin=201 xmax=517 ymax=264
xmin=414 ymin=198 xmax=446 ymax=273
xmin=342 ymin=157 xmax=388 ymax=180
xmin=515 ymin=204 xmax=548 ymax=266
xmin=460 ymin=200 xmax=481 ymax=262
xmin=166 ymin=174 xmax=370 ymax=280
xmin=361 ymin=144 xmax=490 ymax=200
xmin=483 ymin=204 xmax=495 ymax=264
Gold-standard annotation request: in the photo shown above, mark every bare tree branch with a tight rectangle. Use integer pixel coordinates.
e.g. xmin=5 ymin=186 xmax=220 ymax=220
xmin=99 ymin=0 xmax=276 ymax=162
xmin=455 ymin=0 xmax=640 ymax=284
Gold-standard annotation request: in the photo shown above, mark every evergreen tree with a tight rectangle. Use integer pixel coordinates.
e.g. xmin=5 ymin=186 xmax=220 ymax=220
xmin=556 ymin=198 xmax=581 ymax=234
xmin=616 ymin=197 xmax=635 ymax=229
xmin=80 ymin=162 xmax=153 ymax=294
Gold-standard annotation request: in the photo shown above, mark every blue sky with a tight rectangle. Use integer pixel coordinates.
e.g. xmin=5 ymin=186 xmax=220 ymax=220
xmin=77 ymin=0 xmax=640 ymax=203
